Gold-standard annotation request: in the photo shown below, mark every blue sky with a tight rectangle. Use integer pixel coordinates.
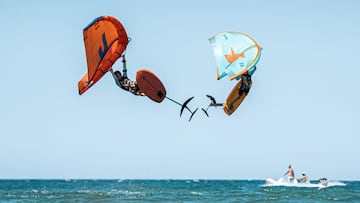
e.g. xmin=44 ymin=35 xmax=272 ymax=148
xmin=1 ymin=0 xmax=359 ymax=180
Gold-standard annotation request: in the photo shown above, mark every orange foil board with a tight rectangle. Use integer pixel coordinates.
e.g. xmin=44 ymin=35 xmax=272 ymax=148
xmin=136 ymin=69 xmax=166 ymax=103
xmin=223 ymin=79 xmax=252 ymax=115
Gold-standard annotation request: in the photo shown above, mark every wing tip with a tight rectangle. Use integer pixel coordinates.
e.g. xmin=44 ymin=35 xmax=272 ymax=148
xmin=180 ymin=96 xmax=195 ymax=117
xmin=188 ymin=108 xmax=199 ymax=122
xmin=201 ymin=108 xmax=209 ymax=117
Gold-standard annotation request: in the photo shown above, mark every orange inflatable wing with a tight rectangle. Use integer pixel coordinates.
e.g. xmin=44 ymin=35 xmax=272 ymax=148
xmin=78 ymin=16 xmax=129 ymax=95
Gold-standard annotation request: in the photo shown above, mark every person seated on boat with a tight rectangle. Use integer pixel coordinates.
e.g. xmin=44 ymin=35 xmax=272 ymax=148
xmin=319 ymin=178 xmax=327 ymax=183
xmin=297 ymin=172 xmax=310 ymax=183
xmin=284 ymin=165 xmax=295 ymax=182
xmin=318 ymin=178 xmax=328 ymax=186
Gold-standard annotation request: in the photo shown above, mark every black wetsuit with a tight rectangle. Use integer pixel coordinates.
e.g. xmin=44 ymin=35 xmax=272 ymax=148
xmin=239 ymin=74 xmax=251 ymax=95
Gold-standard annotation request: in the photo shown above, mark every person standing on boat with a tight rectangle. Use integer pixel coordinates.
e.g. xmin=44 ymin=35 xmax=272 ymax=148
xmin=284 ymin=165 xmax=295 ymax=182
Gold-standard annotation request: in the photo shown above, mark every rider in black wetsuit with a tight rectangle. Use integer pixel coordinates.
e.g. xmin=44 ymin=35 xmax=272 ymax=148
xmin=239 ymin=73 xmax=251 ymax=95
xmin=109 ymin=55 xmax=145 ymax=96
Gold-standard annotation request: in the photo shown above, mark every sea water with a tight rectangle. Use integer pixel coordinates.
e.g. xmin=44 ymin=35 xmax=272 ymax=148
xmin=0 ymin=179 xmax=358 ymax=202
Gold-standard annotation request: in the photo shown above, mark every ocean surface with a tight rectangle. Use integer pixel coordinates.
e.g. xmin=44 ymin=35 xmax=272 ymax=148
xmin=0 ymin=179 xmax=358 ymax=202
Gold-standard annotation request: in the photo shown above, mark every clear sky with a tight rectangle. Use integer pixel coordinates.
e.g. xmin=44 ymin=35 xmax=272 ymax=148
xmin=1 ymin=0 xmax=359 ymax=180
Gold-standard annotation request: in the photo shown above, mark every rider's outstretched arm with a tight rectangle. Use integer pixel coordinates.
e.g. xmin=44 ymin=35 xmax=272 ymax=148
xmin=109 ymin=69 xmax=122 ymax=88
xmin=121 ymin=55 xmax=128 ymax=78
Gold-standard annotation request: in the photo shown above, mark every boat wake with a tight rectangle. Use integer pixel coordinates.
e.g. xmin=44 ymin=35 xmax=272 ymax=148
xmin=263 ymin=177 xmax=346 ymax=188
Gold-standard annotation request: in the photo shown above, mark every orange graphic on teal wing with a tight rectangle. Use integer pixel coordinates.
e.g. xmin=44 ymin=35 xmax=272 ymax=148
xmin=224 ymin=48 xmax=245 ymax=63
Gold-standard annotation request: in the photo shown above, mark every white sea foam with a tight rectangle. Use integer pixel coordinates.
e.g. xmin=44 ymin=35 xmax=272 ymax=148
xmin=190 ymin=191 xmax=204 ymax=196
xmin=77 ymin=189 xmax=93 ymax=194
xmin=326 ymin=181 xmax=346 ymax=187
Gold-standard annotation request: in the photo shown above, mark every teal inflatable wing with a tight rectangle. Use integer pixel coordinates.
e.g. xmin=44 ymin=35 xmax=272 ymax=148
xmin=209 ymin=32 xmax=261 ymax=80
